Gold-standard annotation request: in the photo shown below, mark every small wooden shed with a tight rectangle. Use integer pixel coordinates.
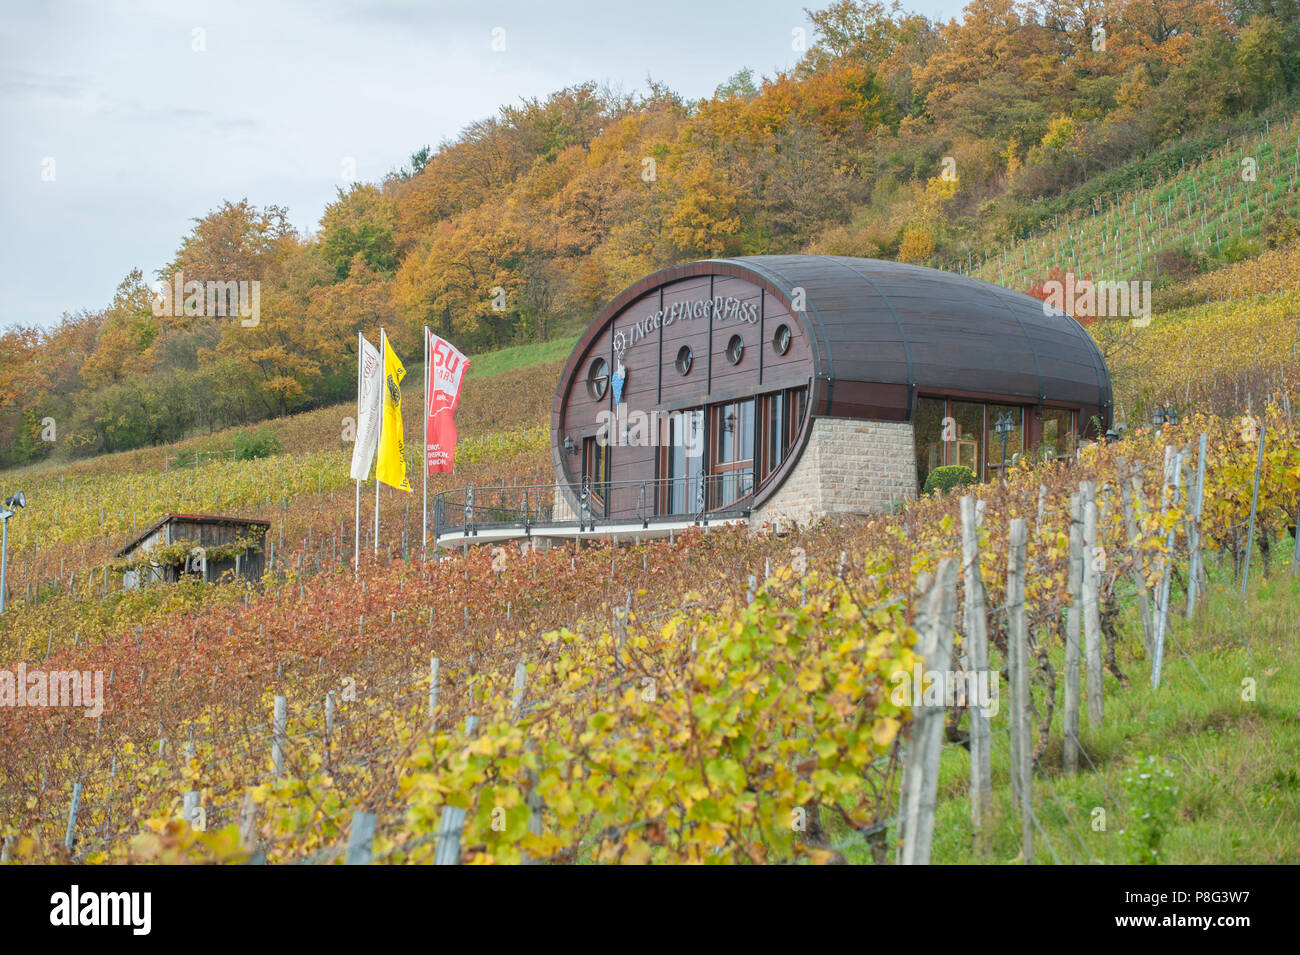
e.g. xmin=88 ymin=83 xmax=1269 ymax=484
xmin=116 ymin=513 xmax=270 ymax=589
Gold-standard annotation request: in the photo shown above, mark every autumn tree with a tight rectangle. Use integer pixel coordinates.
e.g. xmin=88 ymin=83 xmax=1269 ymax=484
xmin=320 ymin=183 xmax=399 ymax=282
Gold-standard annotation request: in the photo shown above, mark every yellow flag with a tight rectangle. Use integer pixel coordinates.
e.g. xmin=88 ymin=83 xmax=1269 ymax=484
xmin=376 ymin=335 xmax=411 ymax=492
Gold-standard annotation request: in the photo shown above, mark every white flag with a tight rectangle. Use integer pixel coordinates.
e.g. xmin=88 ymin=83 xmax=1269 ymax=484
xmin=350 ymin=334 xmax=382 ymax=481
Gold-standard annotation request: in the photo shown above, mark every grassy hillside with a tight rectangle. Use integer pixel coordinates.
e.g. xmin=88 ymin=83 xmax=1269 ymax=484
xmin=922 ymin=571 xmax=1300 ymax=865
xmin=0 ymin=339 xmax=562 ymax=595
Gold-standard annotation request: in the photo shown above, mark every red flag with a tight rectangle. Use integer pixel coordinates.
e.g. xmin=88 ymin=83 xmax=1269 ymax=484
xmin=425 ymin=331 xmax=470 ymax=474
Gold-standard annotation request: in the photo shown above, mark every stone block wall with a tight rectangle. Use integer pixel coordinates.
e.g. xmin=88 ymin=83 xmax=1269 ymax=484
xmin=751 ymin=417 xmax=918 ymax=531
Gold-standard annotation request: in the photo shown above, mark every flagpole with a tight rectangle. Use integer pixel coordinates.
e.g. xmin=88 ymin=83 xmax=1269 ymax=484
xmin=375 ymin=326 xmax=383 ymax=556
xmin=423 ymin=325 xmax=429 ymax=556
xmin=354 ymin=331 xmax=362 ymax=576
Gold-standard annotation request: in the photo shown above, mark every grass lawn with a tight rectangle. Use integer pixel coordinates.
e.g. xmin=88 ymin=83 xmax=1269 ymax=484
xmin=463 ymin=335 xmax=580 ymax=380
xmin=834 ymin=546 xmax=1300 ymax=864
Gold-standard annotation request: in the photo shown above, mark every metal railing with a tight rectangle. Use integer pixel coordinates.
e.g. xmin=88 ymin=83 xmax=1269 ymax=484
xmin=431 ymin=475 xmax=751 ymax=539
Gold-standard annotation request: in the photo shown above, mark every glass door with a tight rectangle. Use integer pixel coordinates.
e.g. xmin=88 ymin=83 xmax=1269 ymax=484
xmin=660 ymin=409 xmax=704 ymax=514
xmin=710 ymin=399 xmax=754 ymax=508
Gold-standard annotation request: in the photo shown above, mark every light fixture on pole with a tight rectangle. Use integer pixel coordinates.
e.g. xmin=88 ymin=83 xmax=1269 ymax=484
xmin=1151 ymin=404 xmax=1180 ymax=429
xmin=993 ymin=412 xmax=1015 ymax=481
xmin=0 ymin=491 xmax=26 ymax=616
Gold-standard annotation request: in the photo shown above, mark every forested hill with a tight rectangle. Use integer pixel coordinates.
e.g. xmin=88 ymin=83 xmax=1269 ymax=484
xmin=4 ymin=0 xmax=1299 ymax=469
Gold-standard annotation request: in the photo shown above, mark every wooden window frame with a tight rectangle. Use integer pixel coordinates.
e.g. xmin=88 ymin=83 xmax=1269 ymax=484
xmin=582 ymin=436 xmax=607 ymax=513
xmin=709 ymin=399 xmax=754 ymax=509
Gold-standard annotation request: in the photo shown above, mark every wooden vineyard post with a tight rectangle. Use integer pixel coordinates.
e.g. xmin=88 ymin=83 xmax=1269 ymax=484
xmin=64 ymin=781 xmax=82 ymax=855
xmin=183 ymin=741 xmax=201 ymax=830
xmin=511 ymin=659 xmax=527 ymax=719
xmin=1186 ymin=433 xmax=1209 ymax=618
xmin=898 ymin=557 xmax=957 ymax=866
xmin=428 ymin=656 xmax=440 ymax=726
xmin=1292 ymin=502 xmax=1300 ymax=578
xmin=611 ymin=593 xmax=631 ymax=678
xmin=1241 ymin=425 xmax=1267 ymax=599
xmin=1082 ymin=485 xmax=1104 ymax=728
xmin=272 ymin=695 xmax=287 ymax=776
xmin=523 ymin=775 xmax=544 ymax=867
xmin=435 ymin=715 xmax=478 ymax=865
xmin=239 ymin=791 xmax=260 ymax=858
xmin=345 ymin=811 xmax=377 ymax=865
xmin=960 ymin=496 xmax=991 ymax=835
xmin=1064 ymin=493 xmax=1083 ymax=774
xmin=1119 ymin=464 xmax=1155 ymax=655
xmin=1152 ymin=451 xmax=1185 ymax=689
xmin=1006 ymin=519 xmax=1033 ymax=864
xmin=508 ymin=661 xmax=547 ymax=866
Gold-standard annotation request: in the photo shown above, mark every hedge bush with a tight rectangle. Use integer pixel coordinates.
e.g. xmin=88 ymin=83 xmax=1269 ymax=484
xmin=922 ymin=464 xmax=977 ymax=496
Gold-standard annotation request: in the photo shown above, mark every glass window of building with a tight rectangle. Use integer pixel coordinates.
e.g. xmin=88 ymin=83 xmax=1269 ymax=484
xmin=660 ymin=410 xmax=703 ymax=513
xmin=711 ymin=399 xmax=754 ymax=507
xmin=915 ymin=397 xmax=946 ymax=489
xmin=949 ymin=401 xmax=985 ymax=477
xmin=1040 ymin=408 xmax=1075 ymax=460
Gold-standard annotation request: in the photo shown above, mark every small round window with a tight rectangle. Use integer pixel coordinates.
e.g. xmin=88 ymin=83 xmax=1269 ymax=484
xmin=772 ymin=323 xmax=792 ymax=355
xmin=675 ymin=345 xmax=693 ymax=375
xmin=725 ymin=334 xmax=744 ymax=365
xmin=587 ymin=357 xmax=609 ymax=400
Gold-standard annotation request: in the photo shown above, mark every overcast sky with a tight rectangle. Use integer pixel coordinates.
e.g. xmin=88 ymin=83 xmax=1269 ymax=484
xmin=1 ymin=0 xmax=967 ymax=329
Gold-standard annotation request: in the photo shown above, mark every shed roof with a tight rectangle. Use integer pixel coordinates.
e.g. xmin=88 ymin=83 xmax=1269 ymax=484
xmin=116 ymin=513 xmax=270 ymax=558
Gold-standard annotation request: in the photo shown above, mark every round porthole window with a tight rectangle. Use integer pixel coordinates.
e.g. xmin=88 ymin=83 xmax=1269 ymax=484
xmin=675 ymin=345 xmax=693 ymax=375
xmin=726 ymin=334 xmax=744 ymax=365
xmin=587 ymin=357 xmax=609 ymax=400
xmin=773 ymin=323 xmax=792 ymax=355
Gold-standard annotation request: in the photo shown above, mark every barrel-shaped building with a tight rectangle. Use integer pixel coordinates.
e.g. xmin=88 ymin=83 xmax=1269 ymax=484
xmin=551 ymin=254 xmax=1111 ymax=528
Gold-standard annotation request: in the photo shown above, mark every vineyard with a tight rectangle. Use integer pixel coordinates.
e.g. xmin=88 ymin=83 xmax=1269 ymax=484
xmin=960 ymin=114 xmax=1300 ymax=291
xmin=0 ymin=357 xmax=557 ymax=600
xmin=8 ymin=0 xmax=1300 ymax=880
xmin=1104 ymin=289 xmax=1300 ymax=420
xmin=2 ymin=404 xmax=1298 ymax=864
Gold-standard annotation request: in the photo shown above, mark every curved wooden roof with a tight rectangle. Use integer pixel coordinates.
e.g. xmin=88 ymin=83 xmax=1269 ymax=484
xmin=557 ymin=255 xmax=1112 ymax=424
xmin=716 ymin=255 xmax=1110 ymax=420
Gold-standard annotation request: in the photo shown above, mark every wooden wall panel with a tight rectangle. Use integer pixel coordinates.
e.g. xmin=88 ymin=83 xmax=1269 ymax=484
xmin=656 ymin=276 xmax=713 ymax=407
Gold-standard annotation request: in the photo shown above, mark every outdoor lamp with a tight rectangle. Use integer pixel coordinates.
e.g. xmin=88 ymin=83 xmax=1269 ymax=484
xmin=563 ymin=435 xmax=579 ymax=455
xmin=994 ymin=412 xmax=1015 ymax=482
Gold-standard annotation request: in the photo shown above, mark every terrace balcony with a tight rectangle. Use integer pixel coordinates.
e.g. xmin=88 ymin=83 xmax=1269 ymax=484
xmin=430 ymin=475 xmax=750 ymax=549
